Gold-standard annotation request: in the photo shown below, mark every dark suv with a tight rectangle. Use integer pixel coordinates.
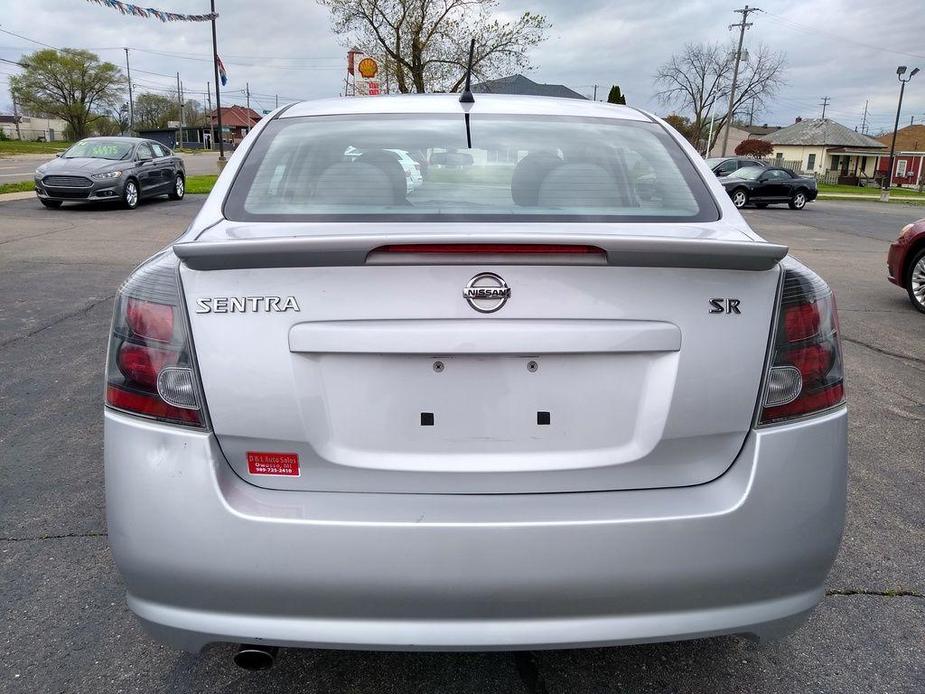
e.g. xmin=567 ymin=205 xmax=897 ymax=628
xmin=705 ymin=157 xmax=766 ymax=178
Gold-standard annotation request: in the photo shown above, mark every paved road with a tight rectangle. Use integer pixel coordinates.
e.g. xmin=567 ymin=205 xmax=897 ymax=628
xmin=0 ymin=151 xmax=221 ymax=183
xmin=1 ymin=198 xmax=922 ymax=693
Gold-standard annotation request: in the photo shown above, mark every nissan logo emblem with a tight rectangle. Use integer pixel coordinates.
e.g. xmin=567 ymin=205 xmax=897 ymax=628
xmin=463 ymin=273 xmax=511 ymax=313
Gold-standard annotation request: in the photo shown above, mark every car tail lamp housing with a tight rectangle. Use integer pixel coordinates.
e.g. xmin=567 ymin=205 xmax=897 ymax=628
xmin=105 ymin=250 xmax=207 ymax=427
xmin=759 ymin=259 xmax=845 ymax=425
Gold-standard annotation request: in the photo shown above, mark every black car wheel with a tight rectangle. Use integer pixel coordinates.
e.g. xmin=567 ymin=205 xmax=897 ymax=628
xmin=906 ymin=248 xmax=925 ymax=314
xmin=123 ymin=179 xmax=139 ymax=210
xmin=169 ymin=173 xmax=185 ymax=200
xmin=788 ymin=190 xmax=807 ymax=210
xmin=40 ymin=199 xmax=62 ymax=209
xmin=730 ymin=189 xmax=748 ymax=208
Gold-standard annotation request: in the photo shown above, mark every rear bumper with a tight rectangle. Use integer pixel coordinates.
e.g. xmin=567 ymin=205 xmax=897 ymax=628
xmin=105 ymin=407 xmax=847 ymax=652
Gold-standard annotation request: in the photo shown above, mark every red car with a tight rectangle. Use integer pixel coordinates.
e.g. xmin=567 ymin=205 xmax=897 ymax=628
xmin=888 ymin=218 xmax=925 ymax=313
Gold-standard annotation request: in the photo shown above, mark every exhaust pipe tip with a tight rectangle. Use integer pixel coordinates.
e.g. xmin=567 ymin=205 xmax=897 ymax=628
xmin=233 ymin=644 xmax=279 ymax=671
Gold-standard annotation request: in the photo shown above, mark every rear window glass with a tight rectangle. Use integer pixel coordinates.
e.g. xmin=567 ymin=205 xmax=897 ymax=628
xmin=224 ymin=114 xmax=718 ymax=223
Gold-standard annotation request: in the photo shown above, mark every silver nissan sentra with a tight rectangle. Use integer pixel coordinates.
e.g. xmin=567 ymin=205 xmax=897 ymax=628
xmin=104 ymin=93 xmax=847 ymax=668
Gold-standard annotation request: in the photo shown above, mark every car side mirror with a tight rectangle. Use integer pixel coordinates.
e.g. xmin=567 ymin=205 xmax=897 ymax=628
xmin=55 ymin=153 xmax=62 ymax=158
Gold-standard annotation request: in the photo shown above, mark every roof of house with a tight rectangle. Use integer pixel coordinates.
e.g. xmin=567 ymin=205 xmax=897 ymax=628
xmin=875 ymin=123 xmax=925 ymax=152
xmin=211 ymin=105 xmax=261 ymax=127
xmin=746 ymin=125 xmax=780 ymax=136
xmin=470 ymin=74 xmax=586 ymax=100
xmin=763 ymin=118 xmax=885 ymax=148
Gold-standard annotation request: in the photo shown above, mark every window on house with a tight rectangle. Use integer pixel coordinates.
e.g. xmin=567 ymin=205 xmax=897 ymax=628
xmin=897 ymin=160 xmax=907 ymax=177
xmin=806 ymin=153 xmax=816 ymax=170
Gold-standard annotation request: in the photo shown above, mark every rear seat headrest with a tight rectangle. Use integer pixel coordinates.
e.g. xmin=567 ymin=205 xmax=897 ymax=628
xmin=511 ymin=152 xmax=563 ymax=207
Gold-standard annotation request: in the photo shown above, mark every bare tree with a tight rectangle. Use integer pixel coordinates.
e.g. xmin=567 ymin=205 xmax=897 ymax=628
xmin=318 ymin=0 xmax=549 ymax=93
xmin=654 ymin=41 xmax=785 ymax=153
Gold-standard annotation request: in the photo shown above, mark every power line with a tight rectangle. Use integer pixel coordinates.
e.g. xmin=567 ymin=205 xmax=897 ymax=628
xmin=761 ymin=11 xmax=925 ymax=61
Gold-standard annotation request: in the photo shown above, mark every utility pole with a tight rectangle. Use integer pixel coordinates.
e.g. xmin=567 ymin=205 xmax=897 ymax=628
xmin=124 ymin=48 xmax=134 ymax=134
xmin=860 ymin=99 xmax=869 ymax=134
xmin=720 ymin=5 xmax=761 ymax=157
xmin=176 ymin=72 xmax=184 ymax=148
xmin=748 ymin=96 xmax=755 ymax=126
xmin=592 ymin=84 xmax=598 ymax=101
xmin=210 ymin=0 xmax=226 ymax=163
xmin=819 ymin=96 xmax=830 ymax=119
xmin=11 ymin=94 xmax=22 ymax=140
xmin=882 ymin=66 xmax=919 ymax=202
xmin=206 ymin=81 xmax=214 ymax=150
xmin=275 ymin=94 xmax=279 ymax=109
xmin=245 ymin=82 xmax=250 ymax=112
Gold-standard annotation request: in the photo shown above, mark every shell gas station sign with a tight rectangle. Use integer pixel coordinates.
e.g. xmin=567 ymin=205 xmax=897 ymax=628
xmin=348 ymin=50 xmax=381 ymax=96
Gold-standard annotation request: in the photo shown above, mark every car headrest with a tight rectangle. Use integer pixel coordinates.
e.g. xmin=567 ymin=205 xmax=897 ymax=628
xmin=313 ymin=162 xmax=395 ymax=206
xmin=538 ymin=163 xmax=620 ymax=209
xmin=511 ymin=152 xmax=563 ymax=207
xmin=357 ymin=151 xmax=408 ymax=202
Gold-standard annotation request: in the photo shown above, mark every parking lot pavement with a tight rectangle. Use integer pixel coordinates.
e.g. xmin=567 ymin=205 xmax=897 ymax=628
xmin=1 ymin=197 xmax=923 ymax=693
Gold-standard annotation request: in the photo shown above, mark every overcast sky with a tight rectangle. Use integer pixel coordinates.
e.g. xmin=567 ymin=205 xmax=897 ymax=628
xmin=2 ymin=0 xmax=924 ymax=135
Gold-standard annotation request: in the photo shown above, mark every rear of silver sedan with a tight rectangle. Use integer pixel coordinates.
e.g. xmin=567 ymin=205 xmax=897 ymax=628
xmin=104 ymin=95 xmax=847 ymax=654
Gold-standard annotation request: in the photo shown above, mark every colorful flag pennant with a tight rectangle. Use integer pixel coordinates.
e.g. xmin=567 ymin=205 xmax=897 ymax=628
xmin=83 ymin=0 xmax=218 ymax=22
xmin=217 ymin=57 xmax=228 ymax=86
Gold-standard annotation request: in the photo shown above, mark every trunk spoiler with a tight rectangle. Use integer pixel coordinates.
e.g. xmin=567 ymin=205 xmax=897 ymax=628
xmin=173 ymin=234 xmax=788 ymax=272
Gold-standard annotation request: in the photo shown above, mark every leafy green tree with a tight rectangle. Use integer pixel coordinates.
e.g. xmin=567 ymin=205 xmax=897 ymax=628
xmin=134 ymin=92 xmax=180 ymax=130
xmin=662 ymin=114 xmax=699 ymax=146
xmin=607 ymin=85 xmax=626 ymax=105
xmin=10 ymin=49 xmax=124 ymax=140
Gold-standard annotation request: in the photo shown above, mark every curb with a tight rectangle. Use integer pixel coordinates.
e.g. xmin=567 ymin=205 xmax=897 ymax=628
xmin=0 ymin=191 xmax=38 ymax=203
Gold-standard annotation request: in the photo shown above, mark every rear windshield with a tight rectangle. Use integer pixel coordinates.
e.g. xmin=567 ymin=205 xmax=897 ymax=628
xmin=224 ymin=114 xmax=718 ymax=223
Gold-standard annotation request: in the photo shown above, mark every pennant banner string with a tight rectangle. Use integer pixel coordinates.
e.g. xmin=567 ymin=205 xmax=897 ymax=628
xmin=83 ymin=0 xmax=218 ymax=22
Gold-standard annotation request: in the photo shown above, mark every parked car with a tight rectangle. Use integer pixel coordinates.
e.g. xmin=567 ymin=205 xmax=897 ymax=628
xmin=721 ymin=166 xmax=818 ymax=210
xmin=344 ymin=146 xmax=423 ymax=194
xmin=34 ymin=137 xmax=185 ymax=210
xmin=705 ymin=156 xmax=766 ymax=178
xmin=887 ymin=218 xmax=925 ymax=313
xmin=104 ymin=95 xmax=846 ymax=668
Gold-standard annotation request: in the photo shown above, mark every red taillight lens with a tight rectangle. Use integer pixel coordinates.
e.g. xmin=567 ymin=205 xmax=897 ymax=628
xmin=105 ymin=251 xmax=205 ymax=428
xmin=759 ymin=262 xmax=845 ymax=425
xmin=125 ymin=298 xmax=174 ymax=342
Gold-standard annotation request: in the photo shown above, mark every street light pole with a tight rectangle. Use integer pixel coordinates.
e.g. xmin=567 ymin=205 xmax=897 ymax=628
xmin=882 ymin=66 xmax=919 ymax=202
xmin=210 ymin=0 xmax=226 ymax=165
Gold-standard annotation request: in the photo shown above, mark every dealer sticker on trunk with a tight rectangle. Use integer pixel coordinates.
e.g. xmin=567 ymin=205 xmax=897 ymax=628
xmin=246 ymin=451 xmax=300 ymax=477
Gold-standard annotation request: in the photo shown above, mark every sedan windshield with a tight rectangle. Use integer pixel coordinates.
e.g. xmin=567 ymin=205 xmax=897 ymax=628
xmin=63 ymin=140 xmax=134 ymax=160
xmin=225 ymin=114 xmax=719 ymax=223
xmin=727 ymin=166 xmax=765 ymax=180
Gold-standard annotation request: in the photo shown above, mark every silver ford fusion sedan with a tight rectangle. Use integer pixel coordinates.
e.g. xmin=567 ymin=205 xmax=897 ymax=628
xmin=35 ymin=137 xmax=185 ymax=209
xmin=104 ymin=94 xmax=847 ymax=667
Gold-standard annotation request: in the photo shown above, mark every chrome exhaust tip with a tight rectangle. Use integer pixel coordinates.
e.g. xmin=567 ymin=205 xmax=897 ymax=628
xmin=233 ymin=644 xmax=279 ymax=671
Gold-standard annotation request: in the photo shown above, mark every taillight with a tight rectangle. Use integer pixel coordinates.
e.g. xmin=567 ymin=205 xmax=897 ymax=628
xmin=759 ymin=259 xmax=845 ymax=425
xmin=105 ymin=250 xmax=207 ymax=427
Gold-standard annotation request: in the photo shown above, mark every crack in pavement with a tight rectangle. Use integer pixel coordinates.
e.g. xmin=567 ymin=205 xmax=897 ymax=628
xmin=826 ymin=588 xmax=924 ymax=598
xmin=841 ymin=336 xmax=925 ymax=369
xmin=0 ymin=294 xmax=114 ymax=348
xmin=0 ymin=531 xmax=107 ymax=543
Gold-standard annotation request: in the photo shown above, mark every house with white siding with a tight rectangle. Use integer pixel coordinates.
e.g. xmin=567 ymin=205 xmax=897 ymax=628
xmin=760 ymin=118 xmax=885 ymax=178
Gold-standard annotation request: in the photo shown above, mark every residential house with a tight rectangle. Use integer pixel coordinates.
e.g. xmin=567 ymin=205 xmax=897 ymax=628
xmin=210 ymin=105 xmax=261 ymax=147
xmin=875 ymin=123 xmax=925 ymax=187
xmin=471 ymin=74 xmax=587 ymax=100
xmin=707 ymin=124 xmax=781 ymax=157
xmin=761 ymin=118 xmax=885 ymax=179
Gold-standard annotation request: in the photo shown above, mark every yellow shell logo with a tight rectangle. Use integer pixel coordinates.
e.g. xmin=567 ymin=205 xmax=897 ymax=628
xmin=358 ymin=57 xmax=378 ymax=79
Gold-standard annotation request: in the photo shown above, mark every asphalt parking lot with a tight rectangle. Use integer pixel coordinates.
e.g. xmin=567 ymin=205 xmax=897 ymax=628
xmin=1 ymin=195 xmax=923 ymax=693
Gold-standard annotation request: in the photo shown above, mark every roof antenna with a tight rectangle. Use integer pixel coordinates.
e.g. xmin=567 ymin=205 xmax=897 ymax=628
xmin=459 ymin=38 xmax=475 ymax=104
